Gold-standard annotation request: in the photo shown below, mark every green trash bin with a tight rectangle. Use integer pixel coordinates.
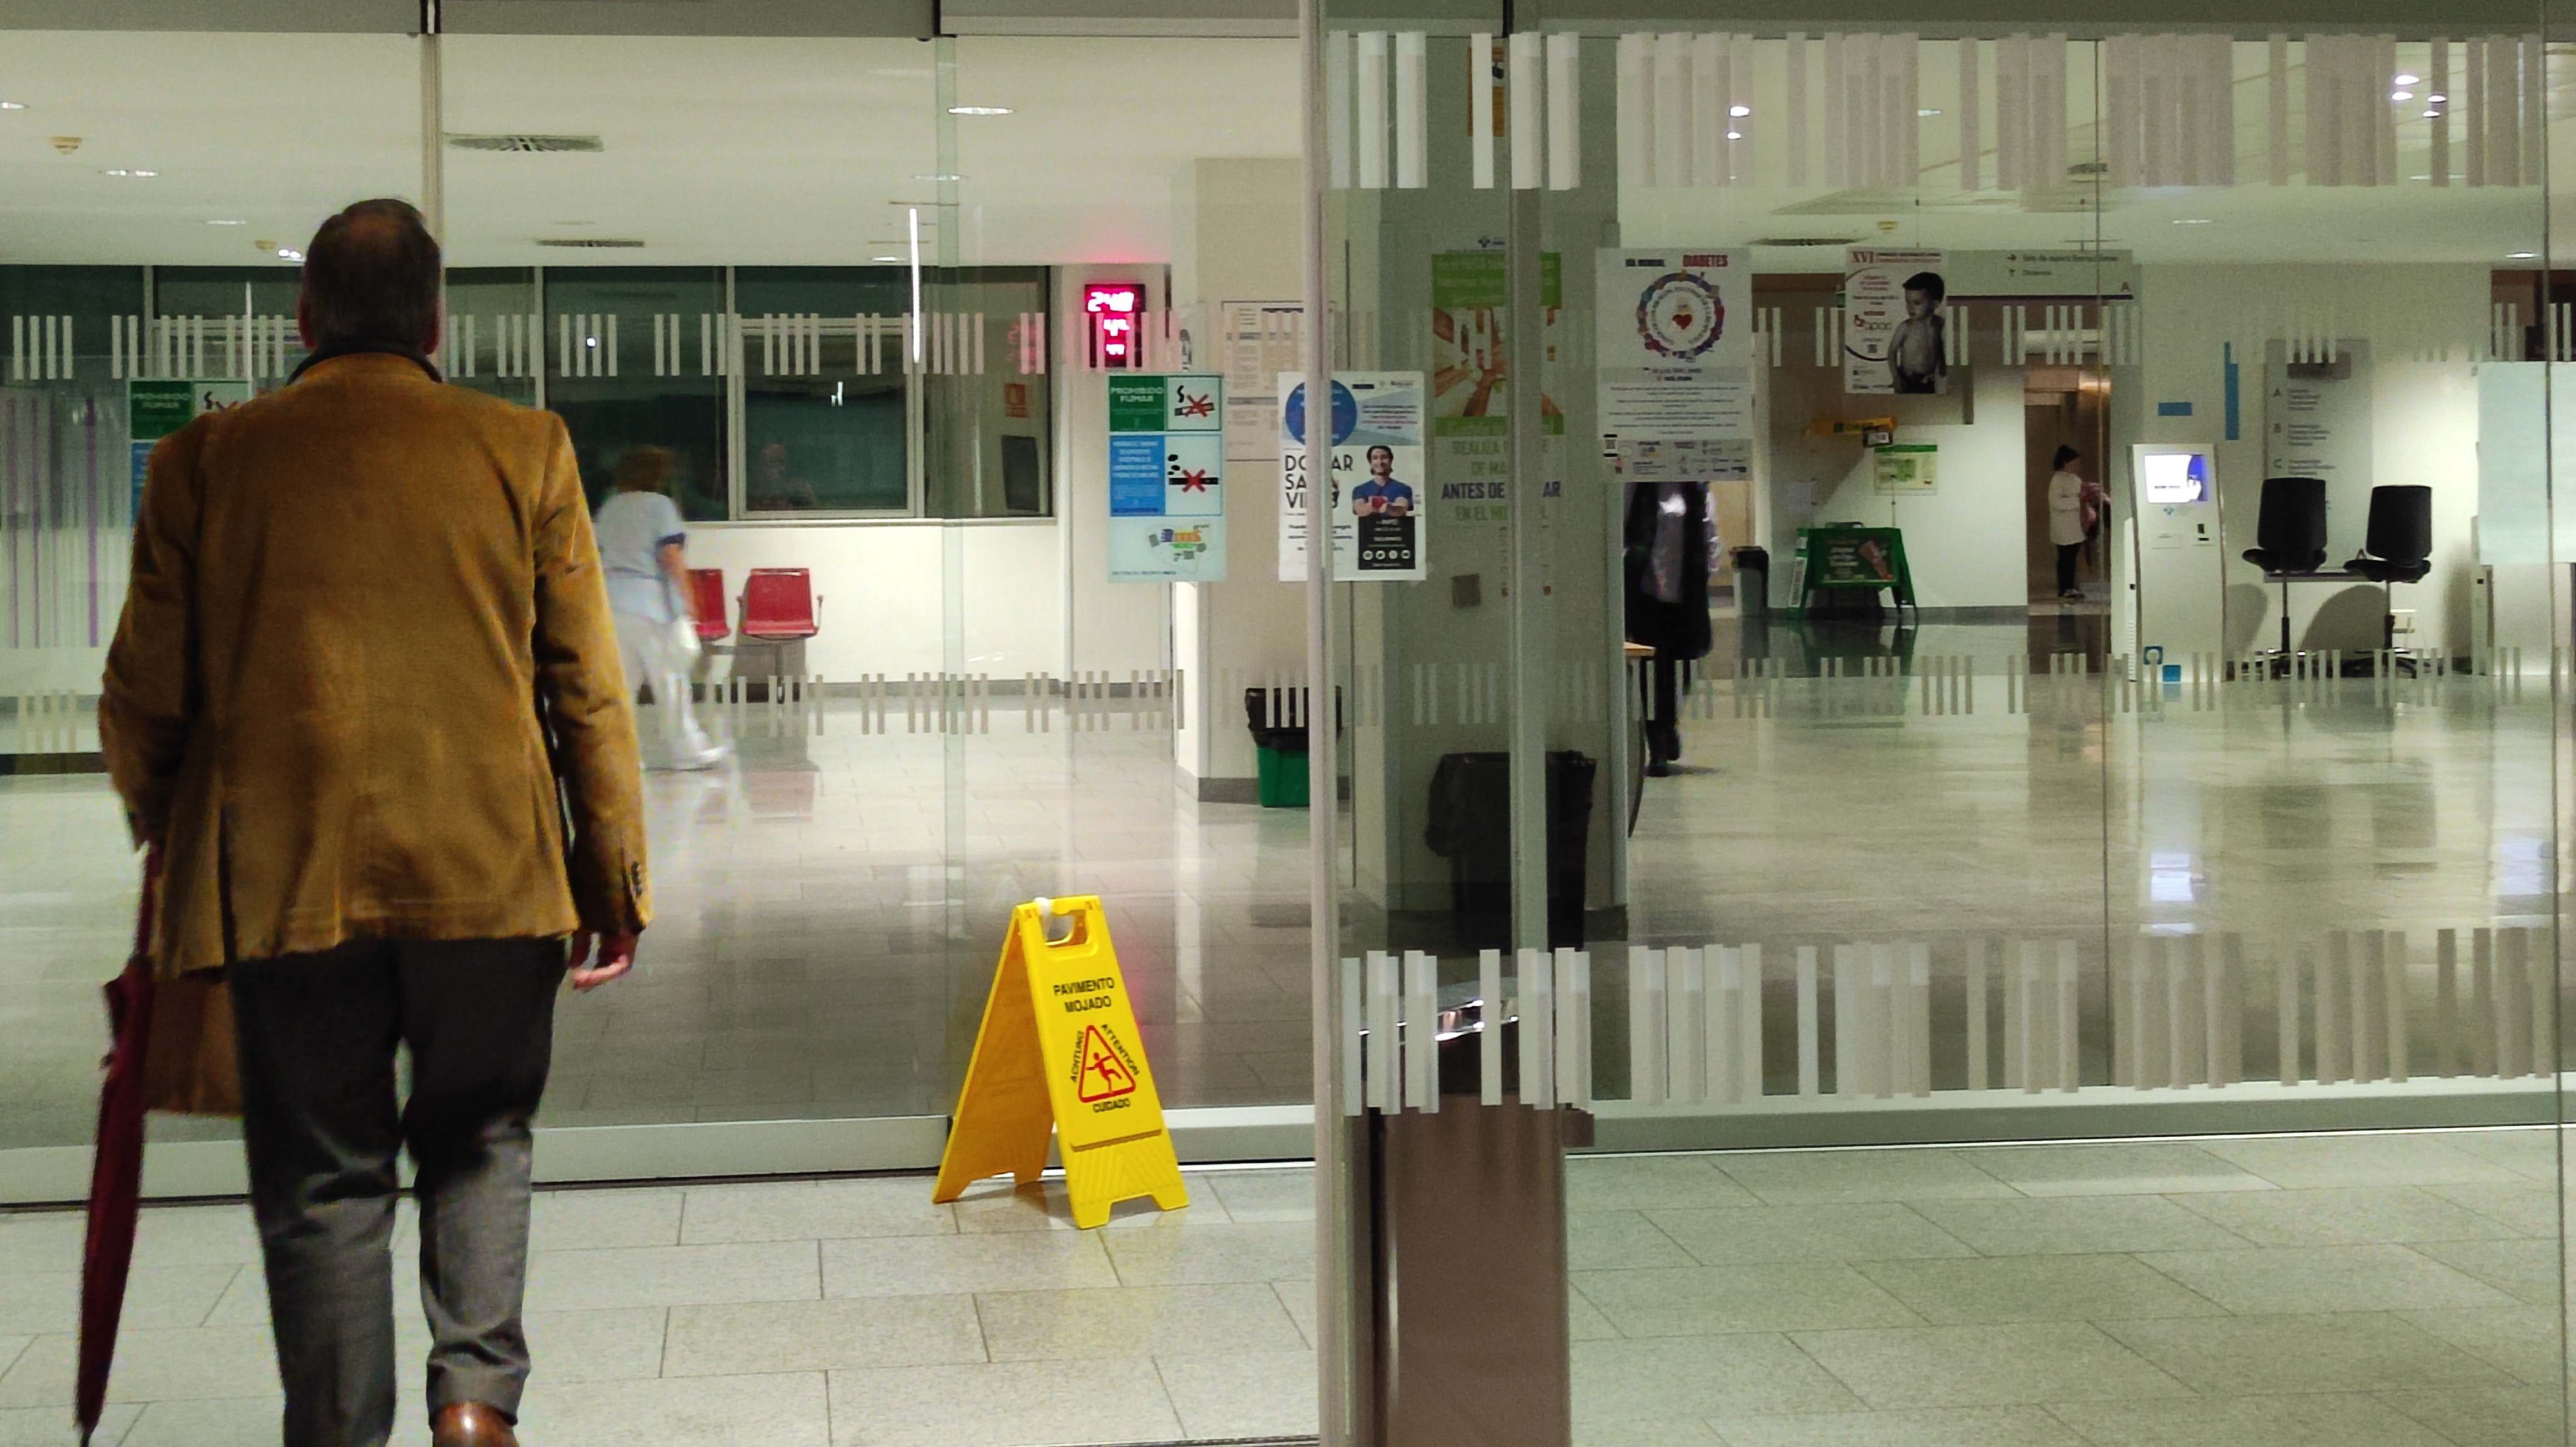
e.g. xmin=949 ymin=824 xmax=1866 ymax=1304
xmin=1256 ymin=740 xmax=1310 ymax=808
xmin=1246 ymin=687 xmax=1313 ymax=809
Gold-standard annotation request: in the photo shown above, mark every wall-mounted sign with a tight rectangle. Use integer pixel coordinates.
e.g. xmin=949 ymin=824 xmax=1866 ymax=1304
xmin=1844 ymin=248 xmax=1948 ymax=396
xmin=1596 ymin=248 xmax=1756 ymax=483
xmin=127 ymin=379 xmax=250 ymax=515
xmin=1279 ymin=371 xmax=1427 ymax=582
xmin=1082 ymin=282 xmax=1143 ymax=367
xmin=1106 ymin=372 xmax=1225 ymax=583
xmin=1872 ymin=442 xmax=1939 ymax=495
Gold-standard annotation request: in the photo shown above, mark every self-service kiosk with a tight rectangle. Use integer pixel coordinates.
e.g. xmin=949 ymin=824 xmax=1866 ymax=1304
xmin=2129 ymin=445 xmax=2223 ymax=675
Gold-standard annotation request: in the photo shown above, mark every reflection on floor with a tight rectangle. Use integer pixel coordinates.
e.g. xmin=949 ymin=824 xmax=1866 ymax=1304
xmin=0 ymin=705 xmax=1316 ymax=1150
xmin=0 ymin=1130 xmax=2560 ymax=1447
xmin=0 ymin=613 xmax=2558 ymax=1148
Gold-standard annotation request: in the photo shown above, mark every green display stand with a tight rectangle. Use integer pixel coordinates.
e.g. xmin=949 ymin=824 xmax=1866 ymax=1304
xmin=1790 ymin=526 xmax=1915 ymax=616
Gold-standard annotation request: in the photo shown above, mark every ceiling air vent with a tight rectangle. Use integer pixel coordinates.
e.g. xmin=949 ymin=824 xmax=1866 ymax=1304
xmin=446 ymin=133 xmax=604 ymax=153
xmin=535 ymin=238 xmax=645 ymax=249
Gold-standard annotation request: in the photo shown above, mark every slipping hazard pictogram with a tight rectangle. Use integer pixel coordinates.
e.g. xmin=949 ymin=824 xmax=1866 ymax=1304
xmin=932 ymin=896 xmax=1188 ymax=1229
xmin=1075 ymin=1025 xmax=1138 ymax=1102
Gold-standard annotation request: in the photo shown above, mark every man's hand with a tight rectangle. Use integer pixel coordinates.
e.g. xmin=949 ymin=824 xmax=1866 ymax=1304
xmin=568 ymin=931 xmax=640 ymax=991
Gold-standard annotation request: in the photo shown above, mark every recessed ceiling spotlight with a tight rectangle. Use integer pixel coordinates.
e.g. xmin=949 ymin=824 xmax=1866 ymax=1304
xmin=2394 ymin=72 xmax=2422 ymax=85
xmin=276 ymin=247 xmax=303 ymax=261
xmin=1728 ymin=104 xmax=1751 ymax=118
xmin=871 ymin=254 xmax=904 ymax=262
xmin=0 ymin=102 xmax=24 ymax=110
xmin=911 ymin=173 xmax=967 ymax=183
xmin=1726 ymin=130 xmax=1743 ymax=141
xmin=2428 ymin=93 xmax=2448 ymax=103
xmin=2391 ymin=89 xmax=2414 ymax=101
xmin=947 ymin=105 xmax=1012 ymax=116
xmin=205 ymin=218 xmax=246 ymax=226
xmin=2172 ymin=218 xmax=2212 ymax=225
xmin=101 ymin=168 xmax=157 ymax=177
xmin=1916 ymin=108 xmax=1941 ymax=118
xmin=2508 ymin=250 xmax=2538 ymax=259
xmin=2423 ymin=109 xmax=2442 ymax=119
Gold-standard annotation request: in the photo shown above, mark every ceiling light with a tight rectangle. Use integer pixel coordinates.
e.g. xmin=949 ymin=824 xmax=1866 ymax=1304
xmin=1726 ymin=130 xmax=1743 ymax=141
xmin=1728 ymin=104 xmax=1751 ymax=118
xmin=276 ymin=248 xmax=303 ymax=261
xmin=2394 ymin=72 xmax=2421 ymax=85
xmin=0 ymin=102 xmax=23 ymax=110
xmin=2508 ymin=251 xmax=2538 ymax=259
xmin=1916 ymin=108 xmax=1941 ymax=117
xmin=2172 ymin=218 xmax=2212 ymax=225
xmin=205 ymin=218 xmax=246 ymax=226
xmin=101 ymin=168 xmax=157 ymax=177
xmin=2391 ymin=89 xmax=2413 ymax=101
xmin=871 ymin=254 xmax=903 ymax=262
xmin=2423 ymin=110 xmax=2442 ymax=119
xmin=947 ymin=105 xmax=1012 ymax=116
xmin=2428 ymin=93 xmax=2448 ymax=103
xmin=912 ymin=173 xmax=966 ymax=183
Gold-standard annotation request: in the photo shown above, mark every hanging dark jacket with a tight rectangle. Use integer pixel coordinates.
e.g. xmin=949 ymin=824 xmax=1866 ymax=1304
xmin=1622 ymin=481 xmax=1714 ymax=661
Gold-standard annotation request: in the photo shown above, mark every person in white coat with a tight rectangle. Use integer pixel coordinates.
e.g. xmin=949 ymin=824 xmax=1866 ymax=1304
xmin=2046 ymin=445 xmax=2090 ymax=599
xmin=596 ymin=446 xmax=727 ymax=770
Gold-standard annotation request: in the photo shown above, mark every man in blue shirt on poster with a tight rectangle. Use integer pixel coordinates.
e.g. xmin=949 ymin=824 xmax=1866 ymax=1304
xmin=1350 ymin=444 xmax=1415 ymax=517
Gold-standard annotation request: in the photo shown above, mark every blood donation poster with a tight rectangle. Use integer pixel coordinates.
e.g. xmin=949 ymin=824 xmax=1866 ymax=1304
xmin=1843 ymin=248 xmax=1948 ymax=396
xmin=1595 ymin=248 xmax=1755 ymax=482
xmin=1106 ymin=373 xmax=1226 ymax=582
xmin=1277 ymin=371 xmax=1428 ymax=582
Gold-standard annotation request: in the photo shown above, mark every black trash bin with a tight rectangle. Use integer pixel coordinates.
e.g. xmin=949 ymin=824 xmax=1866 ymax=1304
xmin=1424 ymin=751 xmax=1597 ymax=950
xmin=1731 ymin=544 xmax=1770 ymax=623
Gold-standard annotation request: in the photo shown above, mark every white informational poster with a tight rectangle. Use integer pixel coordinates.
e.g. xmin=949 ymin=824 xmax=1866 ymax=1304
xmin=1595 ymin=248 xmax=1756 ymax=482
xmin=1278 ymin=371 xmax=1428 ymax=582
xmin=1844 ymin=248 xmax=1948 ymax=395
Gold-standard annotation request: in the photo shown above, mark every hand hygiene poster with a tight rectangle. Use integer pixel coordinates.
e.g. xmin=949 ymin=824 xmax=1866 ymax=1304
xmin=1277 ymin=371 xmax=1428 ymax=582
xmin=1595 ymin=248 xmax=1755 ymax=482
xmin=1843 ymin=248 xmax=1947 ymax=396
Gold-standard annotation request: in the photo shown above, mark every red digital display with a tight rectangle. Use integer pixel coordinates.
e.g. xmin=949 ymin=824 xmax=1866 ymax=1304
xmin=1083 ymin=281 xmax=1143 ymax=366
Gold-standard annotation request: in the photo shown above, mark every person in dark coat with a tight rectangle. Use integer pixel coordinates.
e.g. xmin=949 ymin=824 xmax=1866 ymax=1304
xmin=1623 ymin=480 xmax=1718 ymax=775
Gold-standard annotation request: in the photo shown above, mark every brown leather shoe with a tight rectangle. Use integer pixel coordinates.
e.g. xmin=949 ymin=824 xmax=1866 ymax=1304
xmin=431 ymin=1403 xmax=520 ymax=1447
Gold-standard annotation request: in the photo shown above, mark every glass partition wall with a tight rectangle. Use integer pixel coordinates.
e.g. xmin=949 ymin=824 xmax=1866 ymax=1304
xmin=3 ymin=4 xmax=2572 ymax=1443
xmin=1315 ymin=7 xmax=2570 ymax=1444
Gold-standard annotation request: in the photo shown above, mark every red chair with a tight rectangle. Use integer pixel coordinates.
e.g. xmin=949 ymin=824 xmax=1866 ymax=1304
xmin=686 ymin=568 xmax=731 ymax=643
xmin=739 ymin=568 xmax=821 ymax=641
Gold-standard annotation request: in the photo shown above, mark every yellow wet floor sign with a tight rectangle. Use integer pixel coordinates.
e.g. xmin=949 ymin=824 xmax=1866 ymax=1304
xmin=933 ymin=896 xmax=1189 ymax=1228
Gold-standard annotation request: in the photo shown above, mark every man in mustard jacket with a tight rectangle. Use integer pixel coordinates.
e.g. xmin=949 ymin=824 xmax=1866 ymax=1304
xmin=100 ymin=199 xmax=648 ymax=1447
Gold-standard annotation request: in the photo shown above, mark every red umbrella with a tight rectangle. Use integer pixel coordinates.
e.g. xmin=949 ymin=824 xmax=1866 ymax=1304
xmin=78 ymin=863 xmax=157 ymax=1445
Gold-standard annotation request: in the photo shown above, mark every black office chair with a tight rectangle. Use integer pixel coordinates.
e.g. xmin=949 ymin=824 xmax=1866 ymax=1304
xmin=2242 ymin=477 xmax=2329 ymax=574
xmin=2345 ymin=484 xmax=2432 ymax=661
xmin=2242 ymin=477 xmax=2329 ymax=668
xmin=2344 ymin=485 xmax=2432 ymax=584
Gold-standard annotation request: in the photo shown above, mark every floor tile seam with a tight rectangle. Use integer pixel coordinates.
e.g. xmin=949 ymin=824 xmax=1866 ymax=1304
xmin=654 ymin=1303 xmax=673 ymax=1380
xmin=2368 ymin=1384 xmax=2551 ymax=1447
xmin=2101 ymin=1246 xmax=2248 ymax=1318
xmin=2150 ymin=1188 xmax=2315 ymax=1249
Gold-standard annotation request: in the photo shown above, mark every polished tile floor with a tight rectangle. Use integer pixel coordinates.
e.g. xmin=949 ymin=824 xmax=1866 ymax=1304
xmin=0 ymin=1130 xmax=2566 ymax=1447
xmin=1 ymin=621 xmax=2564 ymax=1148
